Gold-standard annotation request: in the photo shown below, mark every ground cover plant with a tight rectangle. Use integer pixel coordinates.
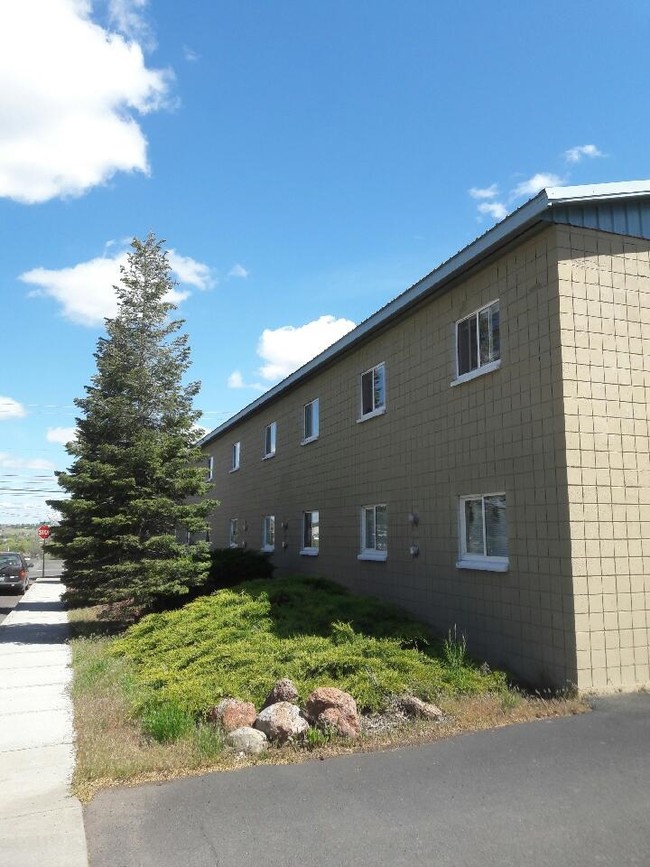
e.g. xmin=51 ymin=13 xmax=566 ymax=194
xmin=69 ymin=575 xmax=587 ymax=800
xmin=111 ymin=575 xmax=508 ymax=716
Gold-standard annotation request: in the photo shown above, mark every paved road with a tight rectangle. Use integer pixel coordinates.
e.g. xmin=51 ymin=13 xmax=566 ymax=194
xmin=0 ymin=559 xmax=63 ymax=624
xmin=85 ymin=694 xmax=650 ymax=867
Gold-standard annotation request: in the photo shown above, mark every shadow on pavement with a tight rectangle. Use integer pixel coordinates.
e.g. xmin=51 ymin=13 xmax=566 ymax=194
xmin=0 ymin=621 xmax=70 ymax=644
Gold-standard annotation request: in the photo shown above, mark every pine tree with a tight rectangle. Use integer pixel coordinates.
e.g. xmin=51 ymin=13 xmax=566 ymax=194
xmin=48 ymin=234 xmax=216 ymax=607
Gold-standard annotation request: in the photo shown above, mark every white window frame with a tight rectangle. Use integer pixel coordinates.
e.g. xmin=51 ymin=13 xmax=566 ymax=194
xmin=206 ymin=455 xmax=214 ymax=482
xmin=263 ymin=422 xmax=277 ymax=459
xmin=358 ymin=504 xmax=388 ymax=561
xmin=301 ymin=510 xmax=320 ymax=556
xmin=452 ymin=300 xmax=501 ymax=386
xmin=262 ymin=515 xmax=275 ymax=552
xmin=358 ymin=363 xmax=386 ymax=421
xmin=228 ymin=517 xmax=239 ymax=548
xmin=230 ymin=441 xmax=241 ymax=472
xmin=457 ymin=492 xmax=508 ymax=572
xmin=302 ymin=398 xmax=320 ymax=444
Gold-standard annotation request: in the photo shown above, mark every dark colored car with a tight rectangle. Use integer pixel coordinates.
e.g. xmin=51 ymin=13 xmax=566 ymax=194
xmin=0 ymin=552 xmax=31 ymax=593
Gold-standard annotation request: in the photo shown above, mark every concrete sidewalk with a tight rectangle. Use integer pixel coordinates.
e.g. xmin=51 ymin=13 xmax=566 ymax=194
xmin=0 ymin=575 xmax=88 ymax=867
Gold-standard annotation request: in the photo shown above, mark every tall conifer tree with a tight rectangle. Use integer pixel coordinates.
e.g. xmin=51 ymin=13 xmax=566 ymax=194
xmin=48 ymin=234 xmax=216 ymax=607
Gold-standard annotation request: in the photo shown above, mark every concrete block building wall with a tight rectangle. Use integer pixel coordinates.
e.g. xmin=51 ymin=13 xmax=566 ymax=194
xmin=557 ymin=227 xmax=650 ymax=691
xmin=205 ymin=224 xmax=582 ymax=688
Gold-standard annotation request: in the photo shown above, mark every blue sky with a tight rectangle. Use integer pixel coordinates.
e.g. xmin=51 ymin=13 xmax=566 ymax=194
xmin=2 ymin=0 xmax=649 ymax=523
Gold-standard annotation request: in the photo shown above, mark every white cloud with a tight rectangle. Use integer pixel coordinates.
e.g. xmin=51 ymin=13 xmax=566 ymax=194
xmin=46 ymin=427 xmax=77 ymax=445
xmin=564 ymin=144 xmax=604 ymax=164
xmin=20 ymin=245 xmax=213 ymax=326
xmin=512 ymin=173 xmax=564 ymax=200
xmin=168 ymin=250 xmax=215 ymax=290
xmin=0 ymin=0 xmax=172 ymax=204
xmin=183 ymin=45 xmax=200 ymax=63
xmin=469 ymin=184 xmax=499 ymax=200
xmin=0 ymin=452 xmax=55 ymax=471
xmin=0 ymin=397 xmax=26 ymax=419
xmin=477 ymin=201 xmax=508 ymax=221
xmin=227 ymin=370 xmax=264 ymax=391
xmin=256 ymin=315 xmax=356 ymax=382
xmin=107 ymin=0 xmax=154 ymax=48
xmin=228 ymin=264 xmax=249 ymax=279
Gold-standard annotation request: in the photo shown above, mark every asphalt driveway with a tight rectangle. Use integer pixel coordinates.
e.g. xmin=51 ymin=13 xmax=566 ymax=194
xmin=85 ymin=693 xmax=650 ymax=867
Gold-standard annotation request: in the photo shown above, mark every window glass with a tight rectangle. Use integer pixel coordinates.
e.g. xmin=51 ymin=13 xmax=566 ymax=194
xmin=361 ymin=364 xmax=386 ymax=417
xmin=464 ymin=498 xmax=484 ymax=554
xmin=229 ymin=518 xmax=238 ymax=547
xmin=264 ymin=422 xmax=277 ymax=457
xmin=303 ymin=510 xmax=319 ymax=550
xmin=457 ymin=302 xmax=499 ymax=377
xmin=304 ymin=399 xmax=319 ymax=440
xmin=361 ymin=504 xmax=388 ymax=555
xmin=263 ymin=515 xmax=275 ymax=549
xmin=231 ymin=442 xmax=240 ymax=470
xmin=485 ymin=494 xmax=507 ymax=556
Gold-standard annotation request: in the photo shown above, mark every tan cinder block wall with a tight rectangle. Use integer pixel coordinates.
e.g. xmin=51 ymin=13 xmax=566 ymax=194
xmin=557 ymin=227 xmax=650 ymax=692
xmin=206 ymin=225 xmax=580 ymax=688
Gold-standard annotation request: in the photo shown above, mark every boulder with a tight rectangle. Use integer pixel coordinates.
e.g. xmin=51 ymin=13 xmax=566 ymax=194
xmin=262 ymin=677 xmax=299 ymax=708
xmin=255 ymin=701 xmax=309 ymax=743
xmin=226 ymin=726 xmax=268 ymax=755
xmin=397 ymin=694 xmax=443 ymax=720
xmin=304 ymin=687 xmax=360 ymax=739
xmin=208 ymin=698 xmax=257 ymax=732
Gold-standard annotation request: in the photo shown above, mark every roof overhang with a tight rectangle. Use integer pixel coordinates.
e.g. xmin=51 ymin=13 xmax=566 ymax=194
xmin=201 ymin=180 xmax=650 ymax=446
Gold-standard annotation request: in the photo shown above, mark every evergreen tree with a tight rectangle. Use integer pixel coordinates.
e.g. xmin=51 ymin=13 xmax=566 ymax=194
xmin=48 ymin=234 xmax=216 ymax=607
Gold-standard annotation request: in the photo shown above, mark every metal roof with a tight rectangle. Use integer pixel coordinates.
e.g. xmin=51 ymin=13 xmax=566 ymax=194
xmin=201 ymin=180 xmax=650 ymax=446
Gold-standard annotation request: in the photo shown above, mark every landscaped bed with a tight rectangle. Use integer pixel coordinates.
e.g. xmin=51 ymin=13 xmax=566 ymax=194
xmin=69 ymin=575 xmax=587 ymax=801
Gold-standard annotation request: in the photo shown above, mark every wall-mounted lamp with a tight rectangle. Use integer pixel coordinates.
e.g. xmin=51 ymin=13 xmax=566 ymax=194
xmin=409 ymin=544 xmax=420 ymax=558
xmin=281 ymin=521 xmax=289 ymax=531
xmin=408 ymin=512 xmax=420 ymax=527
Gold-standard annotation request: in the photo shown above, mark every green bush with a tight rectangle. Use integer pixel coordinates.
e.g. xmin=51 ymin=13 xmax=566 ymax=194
xmin=113 ymin=575 xmax=507 ymax=720
xmin=206 ymin=548 xmax=275 ymax=589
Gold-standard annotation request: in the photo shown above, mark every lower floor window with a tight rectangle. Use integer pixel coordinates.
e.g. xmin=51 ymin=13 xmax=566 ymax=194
xmin=359 ymin=504 xmax=387 ymax=561
xmin=262 ymin=515 xmax=275 ymax=551
xmin=229 ymin=517 xmax=238 ymax=548
xmin=457 ymin=493 xmax=508 ymax=571
xmin=301 ymin=510 xmax=319 ymax=555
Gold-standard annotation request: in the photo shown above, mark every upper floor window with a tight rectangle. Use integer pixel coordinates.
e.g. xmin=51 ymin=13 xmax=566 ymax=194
xmin=302 ymin=398 xmax=320 ymax=443
xmin=358 ymin=504 xmax=387 ymax=561
xmin=231 ymin=441 xmax=240 ymax=472
xmin=359 ymin=363 xmax=386 ymax=420
xmin=457 ymin=493 xmax=508 ymax=572
xmin=263 ymin=422 xmax=277 ymax=458
xmin=206 ymin=455 xmax=214 ymax=481
xmin=229 ymin=517 xmax=239 ymax=548
xmin=301 ymin=510 xmax=320 ymax=555
xmin=455 ymin=301 xmax=500 ymax=382
xmin=262 ymin=515 xmax=275 ymax=552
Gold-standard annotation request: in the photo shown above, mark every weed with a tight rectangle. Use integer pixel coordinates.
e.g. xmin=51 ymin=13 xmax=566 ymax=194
xmin=442 ymin=625 xmax=468 ymax=669
xmin=141 ymin=701 xmax=194 ymax=743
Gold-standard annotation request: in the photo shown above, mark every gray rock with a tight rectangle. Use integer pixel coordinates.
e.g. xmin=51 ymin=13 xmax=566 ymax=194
xmin=262 ymin=677 xmax=299 ymax=708
xmin=255 ymin=701 xmax=309 ymax=743
xmin=226 ymin=726 xmax=268 ymax=755
xmin=397 ymin=694 xmax=443 ymax=720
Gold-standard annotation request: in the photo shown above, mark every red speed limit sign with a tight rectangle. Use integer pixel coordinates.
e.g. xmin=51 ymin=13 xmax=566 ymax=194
xmin=38 ymin=525 xmax=51 ymax=540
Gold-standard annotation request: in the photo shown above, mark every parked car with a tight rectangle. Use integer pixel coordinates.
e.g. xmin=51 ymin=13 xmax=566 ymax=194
xmin=0 ymin=552 xmax=31 ymax=593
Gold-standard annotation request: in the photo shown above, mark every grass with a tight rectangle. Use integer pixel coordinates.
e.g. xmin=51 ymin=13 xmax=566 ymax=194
xmin=68 ymin=575 xmax=587 ymax=801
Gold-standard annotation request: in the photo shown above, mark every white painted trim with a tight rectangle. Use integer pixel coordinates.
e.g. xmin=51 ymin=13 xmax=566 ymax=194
xmin=451 ymin=358 xmax=501 ymax=387
xmin=357 ymin=551 xmax=388 ymax=562
xmin=300 ymin=548 xmax=319 ymax=557
xmin=456 ymin=557 xmax=509 ymax=572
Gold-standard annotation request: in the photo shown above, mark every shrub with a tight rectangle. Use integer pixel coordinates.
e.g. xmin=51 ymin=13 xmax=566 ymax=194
xmin=206 ymin=548 xmax=275 ymax=589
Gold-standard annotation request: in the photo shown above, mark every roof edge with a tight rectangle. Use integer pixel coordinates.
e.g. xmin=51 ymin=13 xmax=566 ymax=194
xmin=200 ymin=180 xmax=650 ymax=446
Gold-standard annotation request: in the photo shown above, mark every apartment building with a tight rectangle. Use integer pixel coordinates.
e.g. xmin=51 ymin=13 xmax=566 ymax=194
xmin=200 ymin=181 xmax=650 ymax=693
